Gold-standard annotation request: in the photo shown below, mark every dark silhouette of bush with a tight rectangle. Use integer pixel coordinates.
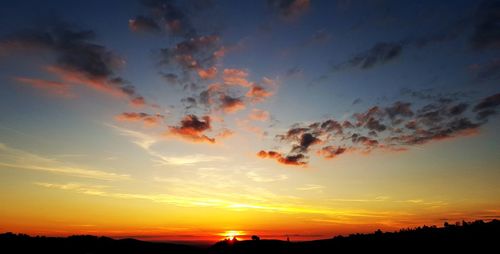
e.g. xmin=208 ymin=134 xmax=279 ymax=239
xmin=252 ymin=235 xmax=260 ymax=241
xmin=208 ymin=220 xmax=500 ymax=254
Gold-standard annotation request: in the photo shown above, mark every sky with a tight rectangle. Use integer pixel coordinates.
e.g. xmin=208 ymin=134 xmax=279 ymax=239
xmin=0 ymin=0 xmax=499 ymax=243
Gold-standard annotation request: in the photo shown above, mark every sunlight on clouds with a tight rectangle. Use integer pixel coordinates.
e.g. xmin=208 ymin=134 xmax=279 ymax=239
xmin=34 ymin=180 xmax=412 ymax=223
xmin=0 ymin=143 xmax=129 ymax=181
xmin=108 ymin=124 xmax=228 ymax=166
xmin=246 ymin=171 xmax=288 ymax=183
xmin=154 ymin=154 xmax=227 ymax=166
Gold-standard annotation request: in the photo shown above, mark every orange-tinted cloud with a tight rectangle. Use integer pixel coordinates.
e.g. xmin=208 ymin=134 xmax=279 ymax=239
xmin=45 ymin=66 xmax=146 ymax=107
xmin=246 ymin=85 xmax=273 ymax=102
xmin=249 ymin=109 xmax=270 ymax=121
xmin=219 ymin=94 xmax=246 ymax=113
xmin=317 ymin=146 xmax=347 ymax=159
xmin=168 ymin=115 xmax=215 ymax=143
xmin=198 ymin=67 xmax=218 ymax=79
xmin=257 ymin=150 xmax=307 ymax=166
xmin=223 ymin=68 xmax=252 ymax=87
xmin=115 ymin=112 xmax=164 ymax=127
xmin=259 ymin=93 xmax=500 ymax=166
xmin=236 ymin=119 xmax=267 ymax=138
xmin=14 ymin=77 xmax=73 ymax=98
xmin=1 ymin=23 xmax=148 ymax=107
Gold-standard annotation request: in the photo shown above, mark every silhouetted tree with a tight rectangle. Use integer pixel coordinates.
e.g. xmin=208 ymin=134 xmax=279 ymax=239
xmin=251 ymin=235 xmax=260 ymax=241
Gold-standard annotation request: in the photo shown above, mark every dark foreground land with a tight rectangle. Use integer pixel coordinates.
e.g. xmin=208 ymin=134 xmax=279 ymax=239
xmin=1 ymin=220 xmax=499 ymax=253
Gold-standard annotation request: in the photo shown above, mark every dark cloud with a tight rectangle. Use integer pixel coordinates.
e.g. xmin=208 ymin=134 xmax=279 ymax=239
xmin=132 ymin=0 xmax=196 ymax=37
xmin=448 ymin=103 xmax=469 ymax=116
xmin=473 ymin=93 xmax=500 ymax=120
xmin=385 ymin=101 xmax=414 ymax=120
xmin=286 ymin=66 xmax=302 ymax=77
xmin=168 ymin=114 xmax=215 ymax=143
xmin=470 ymin=0 xmax=500 ymax=49
xmin=181 ymin=96 xmax=197 ymax=110
xmin=219 ymin=94 xmax=245 ymax=113
xmin=317 ymin=146 xmax=347 ymax=159
xmin=246 ymin=84 xmax=273 ymax=102
xmin=365 ymin=117 xmax=387 ymax=132
xmin=258 ymin=92 xmax=500 ymax=165
xmin=1 ymin=21 xmax=147 ymax=106
xmin=291 ymin=133 xmax=321 ymax=153
xmin=161 ymin=72 xmax=179 ymax=84
xmin=128 ymin=15 xmax=161 ymax=33
xmin=159 ymin=35 xmax=222 ymax=84
xmin=267 ymin=0 xmax=310 ymax=19
xmin=331 ymin=14 xmax=472 ymax=72
xmin=257 ymin=150 xmax=307 ymax=166
xmin=319 ymin=119 xmax=343 ymax=134
xmin=471 ymin=58 xmax=500 ymax=81
xmin=333 ymin=42 xmax=403 ymax=71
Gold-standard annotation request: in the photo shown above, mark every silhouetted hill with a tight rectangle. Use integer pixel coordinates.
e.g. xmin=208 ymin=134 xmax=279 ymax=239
xmin=208 ymin=220 xmax=500 ymax=253
xmin=0 ymin=233 xmax=201 ymax=254
xmin=2 ymin=220 xmax=499 ymax=253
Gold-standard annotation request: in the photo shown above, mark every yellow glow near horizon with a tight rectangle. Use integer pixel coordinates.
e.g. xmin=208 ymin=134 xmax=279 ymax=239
xmin=220 ymin=230 xmax=245 ymax=239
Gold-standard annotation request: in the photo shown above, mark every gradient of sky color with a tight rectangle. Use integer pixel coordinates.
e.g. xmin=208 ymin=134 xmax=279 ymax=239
xmin=0 ymin=0 xmax=499 ymax=243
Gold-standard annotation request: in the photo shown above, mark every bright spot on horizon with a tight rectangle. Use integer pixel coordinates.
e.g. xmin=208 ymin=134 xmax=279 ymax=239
xmin=221 ymin=230 xmax=245 ymax=239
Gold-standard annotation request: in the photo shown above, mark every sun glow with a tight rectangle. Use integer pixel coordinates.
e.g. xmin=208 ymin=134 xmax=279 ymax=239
xmin=221 ymin=230 xmax=245 ymax=239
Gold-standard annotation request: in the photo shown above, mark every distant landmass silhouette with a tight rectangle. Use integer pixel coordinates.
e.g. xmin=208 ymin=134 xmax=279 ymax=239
xmin=2 ymin=220 xmax=498 ymax=253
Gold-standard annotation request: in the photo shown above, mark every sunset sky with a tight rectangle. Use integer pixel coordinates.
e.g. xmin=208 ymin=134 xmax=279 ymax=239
xmin=0 ymin=0 xmax=499 ymax=243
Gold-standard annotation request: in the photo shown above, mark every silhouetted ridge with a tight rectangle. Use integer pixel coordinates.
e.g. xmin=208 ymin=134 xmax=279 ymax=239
xmin=208 ymin=220 xmax=500 ymax=253
xmin=0 ymin=233 xmax=200 ymax=254
xmin=2 ymin=220 xmax=499 ymax=253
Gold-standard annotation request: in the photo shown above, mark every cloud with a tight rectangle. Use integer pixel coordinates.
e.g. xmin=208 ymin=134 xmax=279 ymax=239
xmin=385 ymin=101 xmax=414 ymax=120
xmin=268 ymin=0 xmax=310 ymax=19
xmin=131 ymin=0 xmax=197 ymax=38
xmin=198 ymin=66 xmax=218 ymax=79
xmin=257 ymin=150 xmax=307 ymax=166
xmin=470 ymin=0 xmax=500 ymax=49
xmin=297 ymin=184 xmax=325 ymax=191
xmin=290 ymin=133 xmax=322 ymax=153
xmin=317 ymin=146 xmax=347 ymax=159
xmin=219 ymin=94 xmax=246 ymax=113
xmin=14 ymin=77 xmax=73 ymax=97
xmin=331 ymin=16 xmax=469 ymax=72
xmin=128 ymin=15 xmax=161 ymax=33
xmin=168 ymin=115 xmax=215 ymax=143
xmin=107 ymin=124 xmax=158 ymax=150
xmin=258 ymin=92 xmax=500 ymax=165
xmin=108 ymin=124 xmax=228 ymax=166
xmin=181 ymin=96 xmax=197 ymax=110
xmin=1 ymin=21 xmax=147 ymax=106
xmin=285 ymin=66 xmax=303 ymax=77
xmin=159 ymin=35 xmax=222 ymax=83
xmin=333 ymin=42 xmax=403 ymax=71
xmin=470 ymin=58 xmax=500 ymax=81
xmin=473 ymin=93 xmax=500 ymax=120
xmin=223 ymin=68 xmax=252 ymax=87
xmin=153 ymin=154 xmax=226 ymax=166
xmin=115 ymin=112 xmax=165 ymax=126
xmin=249 ymin=109 xmax=270 ymax=121
xmin=246 ymin=85 xmax=273 ymax=102
xmin=0 ymin=143 xmax=129 ymax=181
xmin=246 ymin=171 xmax=288 ymax=183
xmin=236 ymin=119 xmax=267 ymax=138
